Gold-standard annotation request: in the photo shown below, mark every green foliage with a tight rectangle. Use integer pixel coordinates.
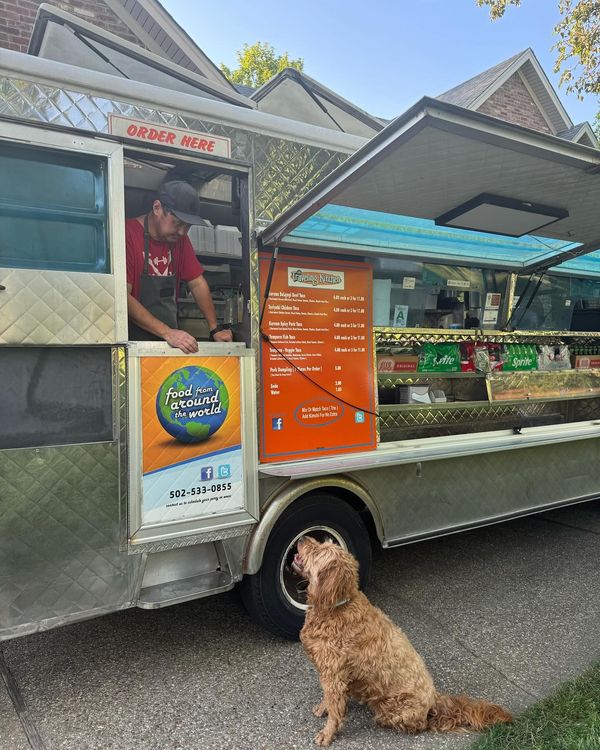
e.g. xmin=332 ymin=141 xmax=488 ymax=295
xmin=476 ymin=0 xmax=522 ymax=20
xmin=554 ymin=0 xmax=600 ymax=97
xmin=470 ymin=661 xmax=600 ymax=750
xmin=476 ymin=0 xmax=600 ymax=98
xmin=220 ymin=42 xmax=304 ymax=88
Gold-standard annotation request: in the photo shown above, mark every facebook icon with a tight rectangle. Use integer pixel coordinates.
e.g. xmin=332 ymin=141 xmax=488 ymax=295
xmin=271 ymin=417 xmax=284 ymax=430
xmin=200 ymin=466 xmax=214 ymax=481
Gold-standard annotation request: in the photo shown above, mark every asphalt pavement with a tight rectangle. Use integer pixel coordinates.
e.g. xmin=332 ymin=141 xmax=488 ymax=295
xmin=1 ymin=499 xmax=599 ymax=750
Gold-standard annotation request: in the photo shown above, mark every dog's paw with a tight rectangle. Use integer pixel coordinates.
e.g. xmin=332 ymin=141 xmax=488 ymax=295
xmin=312 ymin=701 xmax=328 ymax=717
xmin=314 ymin=730 xmax=334 ymax=746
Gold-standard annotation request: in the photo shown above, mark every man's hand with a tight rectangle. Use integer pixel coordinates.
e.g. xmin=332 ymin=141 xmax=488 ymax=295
xmin=164 ymin=328 xmax=199 ymax=353
xmin=213 ymin=328 xmax=233 ymax=343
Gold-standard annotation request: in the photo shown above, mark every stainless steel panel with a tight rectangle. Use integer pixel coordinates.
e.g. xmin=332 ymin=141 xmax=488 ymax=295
xmin=0 ymin=345 xmax=137 ymax=639
xmin=252 ymin=134 xmax=348 ymax=223
xmin=375 ymin=327 xmax=600 ymax=345
xmin=0 ymin=76 xmax=252 ymax=157
xmin=0 ymin=120 xmax=127 ymax=345
xmin=355 ymin=438 xmax=600 ymax=544
xmin=379 ymin=401 xmax=564 ymax=441
xmin=0 ymin=442 xmax=137 ymax=639
xmin=128 ymin=523 xmax=253 ymax=555
xmin=0 ymin=268 xmax=117 ymax=344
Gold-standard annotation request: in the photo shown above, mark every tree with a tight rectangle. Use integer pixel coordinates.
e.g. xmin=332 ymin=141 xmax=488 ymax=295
xmin=476 ymin=1 xmax=599 ymax=98
xmin=220 ymin=42 xmax=304 ymax=88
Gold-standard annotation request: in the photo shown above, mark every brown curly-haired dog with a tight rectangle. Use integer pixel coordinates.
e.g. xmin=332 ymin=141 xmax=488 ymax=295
xmin=295 ymin=536 xmax=512 ymax=746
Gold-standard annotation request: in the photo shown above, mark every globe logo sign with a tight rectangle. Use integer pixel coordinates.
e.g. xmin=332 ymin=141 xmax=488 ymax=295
xmin=156 ymin=366 xmax=229 ymax=443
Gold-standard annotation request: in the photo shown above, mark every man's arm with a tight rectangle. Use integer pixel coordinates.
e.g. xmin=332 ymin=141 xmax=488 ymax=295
xmin=188 ymin=275 xmax=233 ymax=342
xmin=127 ymin=284 xmax=198 ymax=353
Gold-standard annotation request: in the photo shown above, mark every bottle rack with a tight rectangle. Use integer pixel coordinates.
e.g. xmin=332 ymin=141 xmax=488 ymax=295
xmin=375 ymin=328 xmax=600 ymax=442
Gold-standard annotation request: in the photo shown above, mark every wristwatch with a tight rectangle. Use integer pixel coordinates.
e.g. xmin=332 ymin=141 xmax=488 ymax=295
xmin=209 ymin=324 xmax=231 ymax=340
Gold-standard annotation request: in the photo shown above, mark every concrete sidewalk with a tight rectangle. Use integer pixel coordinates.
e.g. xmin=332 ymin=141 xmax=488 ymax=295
xmin=1 ymin=499 xmax=599 ymax=750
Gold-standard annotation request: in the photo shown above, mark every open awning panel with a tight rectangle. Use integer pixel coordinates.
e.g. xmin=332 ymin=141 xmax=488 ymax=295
xmin=286 ymin=204 xmax=578 ymax=270
xmin=261 ymin=98 xmax=600 ymax=276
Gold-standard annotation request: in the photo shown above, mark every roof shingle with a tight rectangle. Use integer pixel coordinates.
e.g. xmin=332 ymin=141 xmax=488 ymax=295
xmin=437 ymin=51 xmax=524 ymax=108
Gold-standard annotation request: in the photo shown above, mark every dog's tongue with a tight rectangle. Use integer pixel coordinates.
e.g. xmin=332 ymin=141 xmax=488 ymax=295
xmin=292 ymin=553 xmax=304 ymax=574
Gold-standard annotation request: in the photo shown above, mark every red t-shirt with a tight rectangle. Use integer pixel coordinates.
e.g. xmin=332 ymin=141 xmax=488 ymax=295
xmin=125 ymin=218 xmax=204 ymax=300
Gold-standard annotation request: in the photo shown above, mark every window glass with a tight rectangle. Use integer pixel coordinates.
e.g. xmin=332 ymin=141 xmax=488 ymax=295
xmin=373 ymin=257 xmax=508 ymax=330
xmin=0 ymin=143 xmax=109 ymax=272
xmin=514 ymin=274 xmax=600 ymax=331
xmin=0 ymin=347 xmax=114 ymax=449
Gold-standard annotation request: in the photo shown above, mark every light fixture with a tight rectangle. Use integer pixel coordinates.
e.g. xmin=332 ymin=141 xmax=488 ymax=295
xmin=435 ymin=193 xmax=568 ymax=237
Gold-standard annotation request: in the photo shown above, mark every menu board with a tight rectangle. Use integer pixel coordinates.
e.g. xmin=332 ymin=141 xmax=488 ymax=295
xmin=259 ymin=252 xmax=376 ymax=462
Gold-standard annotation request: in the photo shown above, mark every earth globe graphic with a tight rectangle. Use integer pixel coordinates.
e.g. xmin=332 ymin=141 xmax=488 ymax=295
xmin=156 ymin=366 xmax=229 ymax=443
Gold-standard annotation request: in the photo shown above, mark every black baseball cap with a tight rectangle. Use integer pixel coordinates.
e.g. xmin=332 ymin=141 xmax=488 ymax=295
xmin=157 ymin=181 xmax=209 ymax=226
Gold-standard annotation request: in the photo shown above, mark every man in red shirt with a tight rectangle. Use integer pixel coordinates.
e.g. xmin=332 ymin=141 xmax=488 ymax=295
xmin=126 ymin=180 xmax=233 ymax=352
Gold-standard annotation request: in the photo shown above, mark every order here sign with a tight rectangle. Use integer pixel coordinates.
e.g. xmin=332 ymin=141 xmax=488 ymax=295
xmin=108 ymin=114 xmax=231 ymax=158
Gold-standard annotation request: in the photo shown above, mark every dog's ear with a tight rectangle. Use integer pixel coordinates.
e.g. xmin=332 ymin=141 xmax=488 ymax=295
xmin=312 ymin=549 xmax=358 ymax=610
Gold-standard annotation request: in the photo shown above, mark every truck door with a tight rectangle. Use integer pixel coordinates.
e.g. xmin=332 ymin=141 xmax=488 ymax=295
xmin=0 ymin=120 xmax=133 ymax=638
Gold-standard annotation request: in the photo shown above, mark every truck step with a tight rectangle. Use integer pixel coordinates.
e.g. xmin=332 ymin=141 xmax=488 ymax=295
xmin=137 ymin=570 xmax=234 ymax=609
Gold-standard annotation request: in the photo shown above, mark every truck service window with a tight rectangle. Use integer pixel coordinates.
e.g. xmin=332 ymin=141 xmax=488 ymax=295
xmin=0 ymin=143 xmax=109 ymax=273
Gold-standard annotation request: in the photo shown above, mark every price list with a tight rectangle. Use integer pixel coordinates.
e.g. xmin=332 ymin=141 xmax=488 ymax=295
xmin=259 ymin=253 xmax=376 ymax=462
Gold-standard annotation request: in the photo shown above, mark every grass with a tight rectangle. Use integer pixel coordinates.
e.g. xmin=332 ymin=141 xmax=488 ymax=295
xmin=470 ymin=662 xmax=600 ymax=750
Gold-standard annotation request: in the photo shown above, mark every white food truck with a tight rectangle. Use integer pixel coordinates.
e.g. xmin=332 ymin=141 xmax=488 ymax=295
xmin=1 ymin=8 xmax=599 ymax=640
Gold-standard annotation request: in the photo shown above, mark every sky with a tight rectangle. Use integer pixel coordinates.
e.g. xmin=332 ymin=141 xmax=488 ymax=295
xmin=160 ymin=0 xmax=598 ymax=127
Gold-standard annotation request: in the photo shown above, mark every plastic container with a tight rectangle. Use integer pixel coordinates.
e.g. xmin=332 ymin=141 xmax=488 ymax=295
xmin=188 ymin=223 xmax=215 ymax=254
xmin=214 ymin=225 xmax=242 ymax=256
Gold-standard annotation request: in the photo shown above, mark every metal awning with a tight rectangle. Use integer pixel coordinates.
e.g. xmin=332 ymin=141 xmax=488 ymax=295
xmin=259 ymin=97 xmax=600 ymax=276
xmin=29 ymin=4 xmax=253 ymax=109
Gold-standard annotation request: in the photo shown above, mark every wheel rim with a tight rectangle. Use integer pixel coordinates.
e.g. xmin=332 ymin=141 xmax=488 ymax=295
xmin=279 ymin=526 xmax=348 ymax=612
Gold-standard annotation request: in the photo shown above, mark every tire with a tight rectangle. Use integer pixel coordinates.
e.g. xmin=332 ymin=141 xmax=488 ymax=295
xmin=239 ymin=494 xmax=372 ymax=640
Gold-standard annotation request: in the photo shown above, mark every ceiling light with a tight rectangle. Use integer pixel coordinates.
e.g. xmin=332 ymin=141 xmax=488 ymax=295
xmin=435 ymin=193 xmax=568 ymax=237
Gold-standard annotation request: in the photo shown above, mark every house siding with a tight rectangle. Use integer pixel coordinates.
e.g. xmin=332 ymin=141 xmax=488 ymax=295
xmin=0 ymin=0 xmax=143 ymax=52
xmin=477 ymin=72 xmax=553 ymax=134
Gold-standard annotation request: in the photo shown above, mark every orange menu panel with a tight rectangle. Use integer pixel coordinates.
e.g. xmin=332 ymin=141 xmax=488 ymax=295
xmin=259 ymin=253 xmax=376 ymax=462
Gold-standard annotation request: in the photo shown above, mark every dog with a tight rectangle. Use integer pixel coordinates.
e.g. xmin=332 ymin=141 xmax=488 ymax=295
xmin=294 ymin=536 xmax=512 ymax=746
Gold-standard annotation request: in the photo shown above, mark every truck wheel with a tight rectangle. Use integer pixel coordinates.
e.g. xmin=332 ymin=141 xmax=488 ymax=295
xmin=240 ymin=495 xmax=372 ymax=639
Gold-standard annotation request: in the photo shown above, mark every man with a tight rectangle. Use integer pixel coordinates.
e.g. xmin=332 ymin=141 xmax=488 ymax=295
xmin=126 ymin=180 xmax=233 ymax=352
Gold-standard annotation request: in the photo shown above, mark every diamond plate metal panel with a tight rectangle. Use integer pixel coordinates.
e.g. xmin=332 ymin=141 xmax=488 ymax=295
xmin=0 ymin=443 xmax=138 ymax=637
xmin=253 ymin=134 xmax=348 ymax=222
xmin=0 ymin=269 xmax=117 ymax=344
xmin=128 ymin=524 xmax=253 ymax=555
xmin=0 ymin=77 xmax=254 ymax=160
xmin=379 ymin=401 xmax=563 ymax=441
xmin=572 ymin=398 xmax=600 ymax=421
xmin=355 ymin=438 xmax=600 ymax=544
xmin=375 ymin=328 xmax=600 ymax=346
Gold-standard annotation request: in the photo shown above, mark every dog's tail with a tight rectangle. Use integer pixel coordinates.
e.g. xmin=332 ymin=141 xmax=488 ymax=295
xmin=427 ymin=692 xmax=512 ymax=732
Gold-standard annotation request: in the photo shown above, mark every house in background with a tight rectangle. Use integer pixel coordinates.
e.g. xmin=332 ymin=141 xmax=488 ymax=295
xmin=437 ymin=48 xmax=597 ymax=147
xmin=0 ymin=0 xmax=596 ymax=145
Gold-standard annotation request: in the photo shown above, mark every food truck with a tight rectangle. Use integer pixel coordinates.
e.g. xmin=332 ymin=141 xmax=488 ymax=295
xmin=1 ymin=10 xmax=600 ymax=640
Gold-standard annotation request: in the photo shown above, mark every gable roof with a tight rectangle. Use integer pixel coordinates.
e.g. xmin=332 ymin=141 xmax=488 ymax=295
xmin=29 ymin=5 xmax=254 ymax=108
xmin=250 ymin=67 xmax=384 ymax=137
xmin=557 ymin=122 xmax=598 ymax=147
xmin=438 ymin=48 xmax=576 ymax=136
xmin=91 ymin=0 xmax=234 ymax=90
xmin=437 ymin=51 xmax=523 ymax=108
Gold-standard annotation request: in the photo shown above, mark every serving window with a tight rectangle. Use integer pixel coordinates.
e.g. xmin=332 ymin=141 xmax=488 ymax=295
xmin=0 ymin=143 xmax=109 ymax=273
xmin=123 ymin=148 xmax=250 ymax=345
xmin=374 ymin=259 xmax=600 ymax=443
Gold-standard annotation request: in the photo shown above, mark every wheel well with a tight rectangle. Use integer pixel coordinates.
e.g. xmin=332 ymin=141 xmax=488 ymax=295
xmin=299 ymin=487 xmax=379 ymax=547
